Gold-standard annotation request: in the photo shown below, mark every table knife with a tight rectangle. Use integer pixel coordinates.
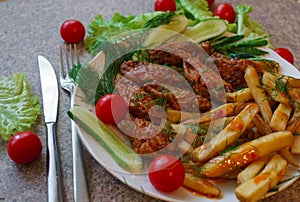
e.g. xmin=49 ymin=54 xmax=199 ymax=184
xmin=38 ymin=55 xmax=64 ymax=202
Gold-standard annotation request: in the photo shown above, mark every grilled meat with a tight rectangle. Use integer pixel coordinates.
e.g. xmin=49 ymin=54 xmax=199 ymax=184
xmin=118 ymin=117 xmax=172 ymax=154
xmin=113 ymin=41 xmax=280 ymax=155
xmin=210 ymin=52 xmax=253 ymax=90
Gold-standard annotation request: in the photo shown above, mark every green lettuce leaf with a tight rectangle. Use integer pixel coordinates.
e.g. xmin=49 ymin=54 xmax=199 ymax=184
xmin=0 ymin=73 xmax=41 ymax=140
xmin=235 ymin=5 xmax=266 ymax=37
xmin=176 ymin=0 xmax=213 ymax=21
xmin=85 ymin=11 xmax=163 ymax=54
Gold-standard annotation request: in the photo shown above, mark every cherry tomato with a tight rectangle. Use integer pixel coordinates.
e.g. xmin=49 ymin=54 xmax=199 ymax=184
xmin=274 ymin=47 xmax=295 ymax=65
xmin=148 ymin=154 xmax=185 ymax=192
xmin=213 ymin=3 xmax=236 ymax=23
xmin=154 ymin=0 xmax=176 ymax=12
xmin=95 ymin=94 xmax=127 ymax=124
xmin=206 ymin=0 xmax=215 ymax=7
xmin=60 ymin=19 xmax=85 ymax=44
xmin=7 ymin=131 xmax=43 ymax=164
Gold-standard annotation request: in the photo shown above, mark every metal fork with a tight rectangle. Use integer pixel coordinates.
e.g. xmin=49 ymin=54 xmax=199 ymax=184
xmin=59 ymin=44 xmax=90 ymax=202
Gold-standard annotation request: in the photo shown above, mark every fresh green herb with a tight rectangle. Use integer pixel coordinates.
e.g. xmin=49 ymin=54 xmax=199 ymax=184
xmin=76 ymin=30 xmax=152 ymax=104
xmin=69 ymin=63 xmax=81 ymax=83
xmin=152 ymin=96 xmax=168 ymax=109
xmin=219 ymin=144 xmax=239 ymax=155
xmin=212 ymin=35 xmax=269 ymax=58
xmin=211 ymin=35 xmax=245 ymax=48
xmin=273 ymin=76 xmax=300 ymax=109
xmin=269 ymin=174 xmax=300 ymax=192
xmin=164 ymin=122 xmax=173 ymax=136
xmin=250 ymin=58 xmax=280 ymax=73
xmin=0 ymin=73 xmax=41 ymax=140
xmin=215 ymin=83 xmax=225 ymax=91
xmin=144 ymin=12 xmax=175 ymax=28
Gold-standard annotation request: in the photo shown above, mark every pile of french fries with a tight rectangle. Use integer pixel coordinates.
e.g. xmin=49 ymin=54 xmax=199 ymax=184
xmin=170 ymin=64 xmax=300 ymax=201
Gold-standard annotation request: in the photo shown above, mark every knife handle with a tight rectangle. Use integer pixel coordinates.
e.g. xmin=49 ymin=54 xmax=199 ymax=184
xmin=46 ymin=122 xmax=64 ymax=202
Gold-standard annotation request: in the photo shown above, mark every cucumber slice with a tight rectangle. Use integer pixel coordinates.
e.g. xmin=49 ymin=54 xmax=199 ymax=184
xmin=143 ymin=14 xmax=189 ymax=47
xmin=182 ymin=19 xmax=227 ymax=43
xmin=68 ymin=106 xmax=143 ymax=173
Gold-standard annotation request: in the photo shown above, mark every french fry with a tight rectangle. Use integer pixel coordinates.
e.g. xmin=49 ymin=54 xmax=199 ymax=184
xmin=291 ymin=133 xmax=300 ymax=154
xmin=171 ymin=123 xmax=199 ymax=144
xmin=262 ymin=72 xmax=290 ymax=103
xmin=253 ymin=114 xmax=272 ymax=135
xmin=237 ymin=155 xmax=271 ymax=185
xmin=270 ymin=103 xmax=292 ymax=131
xmin=193 ymin=103 xmax=259 ymax=162
xmin=190 ymin=131 xmax=293 ymax=178
xmin=183 ymin=173 xmax=221 ymax=197
xmin=235 ymin=154 xmax=287 ymax=202
xmin=278 ymin=147 xmax=300 ymax=167
xmin=288 ymin=87 xmax=300 ymax=101
xmin=287 ymin=108 xmax=300 ymax=132
xmin=226 ymin=88 xmax=253 ymax=103
xmin=166 ymin=107 xmax=198 ymax=123
xmin=172 ymin=116 xmax=234 ymax=138
xmin=245 ymin=66 xmax=272 ymax=123
xmin=285 ymin=75 xmax=300 ymax=88
xmin=182 ymin=102 xmax=244 ymax=124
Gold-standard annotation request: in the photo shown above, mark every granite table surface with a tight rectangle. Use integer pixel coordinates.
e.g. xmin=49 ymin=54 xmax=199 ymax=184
xmin=1 ymin=0 xmax=300 ymax=201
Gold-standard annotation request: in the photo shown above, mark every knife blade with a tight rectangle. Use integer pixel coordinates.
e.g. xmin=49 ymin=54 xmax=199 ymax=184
xmin=38 ymin=55 xmax=64 ymax=202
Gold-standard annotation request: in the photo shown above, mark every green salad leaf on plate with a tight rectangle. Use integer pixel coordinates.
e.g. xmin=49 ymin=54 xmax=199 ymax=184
xmin=176 ymin=0 xmax=213 ymax=21
xmin=0 ymin=73 xmax=41 ymax=140
xmin=235 ymin=4 xmax=266 ymax=37
xmin=85 ymin=11 xmax=165 ymax=54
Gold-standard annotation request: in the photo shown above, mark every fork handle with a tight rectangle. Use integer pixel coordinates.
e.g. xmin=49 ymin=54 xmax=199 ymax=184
xmin=46 ymin=122 xmax=64 ymax=202
xmin=72 ymin=118 xmax=90 ymax=202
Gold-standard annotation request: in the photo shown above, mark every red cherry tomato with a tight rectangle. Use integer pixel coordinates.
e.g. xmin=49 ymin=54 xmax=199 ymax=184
xmin=60 ymin=19 xmax=85 ymax=44
xmin=154 ymin=0 xmax=176 ymax=12
xmin=213 ymin=3 xmax=236 ymax=23
xmin=274 ymin=48 xmax=295 ymax=65
xmin=7 ymin=131 xmax=42 ymax=164
xmin=206 ymin=0 xmax=215 ymax=7
xmin=95 ymin=94 xmax=127 ymax=124
xmin=148 ymin=154 xmax=185 ymax=192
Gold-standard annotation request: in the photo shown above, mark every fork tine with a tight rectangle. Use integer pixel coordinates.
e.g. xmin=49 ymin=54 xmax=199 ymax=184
xmin=69 ymin=44 xmax=74 ymax=68
xmin=74 ymin=44 xmax=80 ymax=65
xmin=60 ymin=44 xmax=80 ymax=82
xmin=65 ymin=44 xmax=71 ymax=77
xmin=59 ymin=45 xmax=65 ymax=80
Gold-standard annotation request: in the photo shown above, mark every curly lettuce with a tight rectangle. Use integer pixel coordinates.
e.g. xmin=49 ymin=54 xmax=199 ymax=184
xmin=176 ymin=0 xmax=213 ymax=21
xmin=85 ymin=11 xmax=164 ymax=54
xmin=234 ymin=4 xmax=273 ymax=48
xmin=0 ymin=73 xmax=41 ymax=140
xmin=235 ymin=5 xmax=266 ymax=37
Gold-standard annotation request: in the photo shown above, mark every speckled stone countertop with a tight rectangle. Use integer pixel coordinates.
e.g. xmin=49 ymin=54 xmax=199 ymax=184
xmin=1 ymin=0 xmax=300 ymax=201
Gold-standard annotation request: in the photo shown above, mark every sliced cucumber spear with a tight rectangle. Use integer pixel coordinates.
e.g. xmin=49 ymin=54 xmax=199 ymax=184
xmin=143 ymin=14 xmax=189 ymax=47
xmin=182 ymin=19 xmax=227 ymax=43
xmin=68 ymin=106 xmax=143 ymax=173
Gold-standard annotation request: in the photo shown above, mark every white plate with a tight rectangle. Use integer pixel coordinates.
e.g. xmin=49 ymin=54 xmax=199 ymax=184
xmin=73 ymin=47 xmax=300 ymax=202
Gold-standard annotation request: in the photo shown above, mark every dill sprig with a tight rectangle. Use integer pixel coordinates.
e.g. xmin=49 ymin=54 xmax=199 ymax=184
xmin=211 ymin=35 xmax=270 ymax=59
xmin=269 ymin=174 xmax=300 ymax=193
xmin=144 ymin=12 xmax=175 ymax=28
xmin=70 ymin=63 xmax=101 ymax=104
xmin=72 ymin=30 xmax=152 ymax=104
xmin=274 ymin=76 xmax=300 ymax=109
